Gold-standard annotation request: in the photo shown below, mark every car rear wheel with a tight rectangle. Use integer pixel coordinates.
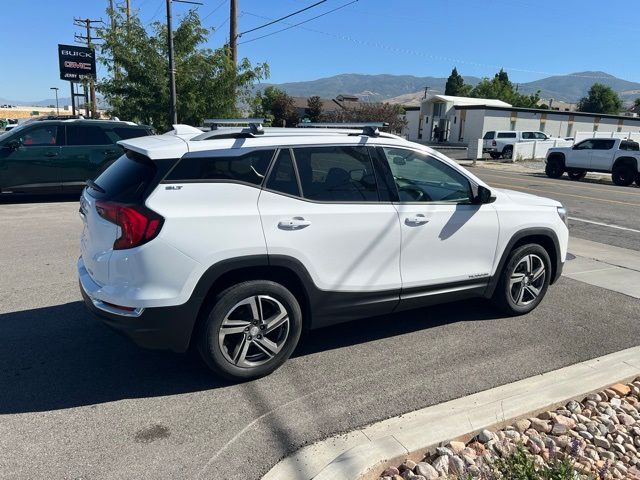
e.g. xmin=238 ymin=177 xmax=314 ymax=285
xmin=492 ymin=244 xmax=551 ymax=315
xmin=198 ymin=280 xmax=303 ymax=381
xmin=567 ymin=169 xmax=586 ymax=181
xmin=612 ymin=163 xmax=636 ymax=186
xmin=545 ymin=158 xmax=564 ymax=178
xmin=502 ymin=146 xmax=513 ymax=159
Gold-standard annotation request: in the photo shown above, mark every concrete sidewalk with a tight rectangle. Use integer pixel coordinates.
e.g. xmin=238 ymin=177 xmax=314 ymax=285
xmin=566 ymin=237 xmax=640 ymax=299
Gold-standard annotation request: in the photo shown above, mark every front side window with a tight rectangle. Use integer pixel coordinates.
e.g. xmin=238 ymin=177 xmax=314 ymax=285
xmin=534 ymin=132 xmax=548 ymax=140
xmin=382 ymin=148 xmax=472 ymax=203
xmin=592 ymin=139 xmax=615 ymax=150
xmin=19 ymin=125 xmax=58 ymax=146
xmin=165 ymin=149 xmax=275 ymax=186
xmin=522 ymin=132 xmax=534 ymax=140
xmin=574 ymin=140 xmax=595 ymax=150
xmin=293 ymin=146 xmax=378 ymax=202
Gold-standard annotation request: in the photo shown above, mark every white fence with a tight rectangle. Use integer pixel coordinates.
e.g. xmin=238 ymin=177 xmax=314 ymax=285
xmin=512 ymin=139 xmax=573 ymax=161
xmin=574 ymin=131 xmax=640 ymax=143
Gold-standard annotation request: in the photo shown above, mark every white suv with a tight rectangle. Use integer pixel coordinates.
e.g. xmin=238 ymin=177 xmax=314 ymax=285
xmin=483 ymin=130 xmax=550 ymax=159
xmin=78 ymin=121 xmax=569 ymax=380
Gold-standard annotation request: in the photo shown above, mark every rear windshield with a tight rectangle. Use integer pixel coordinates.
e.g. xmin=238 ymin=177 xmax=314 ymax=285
xmin=88 ymin=151 xmax=158 ymax=202
xmin=483 ymin=131 xmax=495 ymax=140
xmin=620 ymin=140 xmax=640 ymax=151
xmin=497 ymin=132 xmax=517 ymax=138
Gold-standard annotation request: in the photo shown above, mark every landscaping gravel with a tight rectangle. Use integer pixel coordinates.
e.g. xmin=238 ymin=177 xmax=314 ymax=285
xmin=380 ymin=379 xmax=640 ymax=479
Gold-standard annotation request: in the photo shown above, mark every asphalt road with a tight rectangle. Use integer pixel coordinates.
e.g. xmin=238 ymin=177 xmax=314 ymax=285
xmin=1 ymin=183 xmax=639 ymax=480
xmin=469 ymin=166 xmax=640 ymax=251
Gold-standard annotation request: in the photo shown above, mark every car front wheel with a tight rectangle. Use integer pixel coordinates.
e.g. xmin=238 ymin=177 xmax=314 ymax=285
xmin=545 ymin=158 xmax=564 ymax=178
xmin=198 ymin=280 xmax=303 ymax=381
xmin=492 ymin=244 xmax=552 ymax=315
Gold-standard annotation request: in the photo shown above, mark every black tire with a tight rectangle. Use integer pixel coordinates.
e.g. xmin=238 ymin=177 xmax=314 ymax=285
xmin=502 ymin=146 xmax=513 ymax=159
xmin=489 ymin=152 xmax=501 ymax=160
xmin=198 ymin=280 xmax=303 ymax=381
xmin=567 ymin=169 xmax=586 ymax=181
xmin=545 ymin=158 xmax=564 ymax=178
xmin=636 ymin=175 xmax=640 ymax=187
xmin=492 ymin=244 xmax=552 ymax=315
xmin=612 ymin=163 xmax=636 ymax=186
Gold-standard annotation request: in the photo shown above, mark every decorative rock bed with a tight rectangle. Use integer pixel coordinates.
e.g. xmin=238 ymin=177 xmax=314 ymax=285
xmin=379 ymin=380 xmax=640 ymax=480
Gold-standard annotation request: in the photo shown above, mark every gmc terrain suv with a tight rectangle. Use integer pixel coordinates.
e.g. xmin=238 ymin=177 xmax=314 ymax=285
xmin=78 ymin=120 xmax=569 ymax=380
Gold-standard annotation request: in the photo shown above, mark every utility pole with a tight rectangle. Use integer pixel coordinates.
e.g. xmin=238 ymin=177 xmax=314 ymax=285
xmin=74 ymin=17 xmax=102 ymax=118
xmin=166 ymin=0 xmax=178 ymax=125
xmin=50 ymin=87 xmax=60 ymax=115
xmin=229 ymin=0 xmax=237 ymax=67
xmin=126 ymin=0 xmax=131 ymax=23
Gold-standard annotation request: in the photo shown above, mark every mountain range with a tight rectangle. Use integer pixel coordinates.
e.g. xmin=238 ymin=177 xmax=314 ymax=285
xmin=256 ymin=71 xmax=640 ymax=106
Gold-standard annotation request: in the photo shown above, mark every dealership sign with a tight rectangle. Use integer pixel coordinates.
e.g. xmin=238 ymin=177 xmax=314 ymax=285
xmin=58 ymin=44 xmax=96 ymax=81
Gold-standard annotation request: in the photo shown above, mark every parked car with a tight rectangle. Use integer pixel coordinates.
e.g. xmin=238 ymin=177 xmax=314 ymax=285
xmin=78 ymin=121 xmax=569 ymax=380
xmin=0 ymin=119 xmax=152 ymax=194
xmin=483 ymin=130 xmax=551 ymax=159
xmin=545 ymin=138 xmax=640 ymax=186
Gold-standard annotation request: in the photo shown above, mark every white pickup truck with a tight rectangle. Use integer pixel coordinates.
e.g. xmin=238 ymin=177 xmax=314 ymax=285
xmin=483 ymin=130 xmax=551 ymax=159
xmin=545 ymin=137 xmax=640 ymax=186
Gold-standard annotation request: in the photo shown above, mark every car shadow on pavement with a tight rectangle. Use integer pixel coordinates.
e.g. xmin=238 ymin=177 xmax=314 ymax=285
xmin=0 ymin=298 xmax=505 ymax=414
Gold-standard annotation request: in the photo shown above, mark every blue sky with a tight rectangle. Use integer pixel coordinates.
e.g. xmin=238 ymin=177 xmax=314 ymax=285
xmin=1 ymin=0 xmax=638 ymax=101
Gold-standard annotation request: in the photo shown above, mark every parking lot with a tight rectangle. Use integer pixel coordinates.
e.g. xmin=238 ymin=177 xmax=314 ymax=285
xmin=1 ymin=168 xmax=640 ymax=479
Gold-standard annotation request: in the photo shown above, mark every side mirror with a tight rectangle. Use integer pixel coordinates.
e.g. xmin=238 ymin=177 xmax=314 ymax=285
xmin=475 ymin=185 xmax=495 ymax=204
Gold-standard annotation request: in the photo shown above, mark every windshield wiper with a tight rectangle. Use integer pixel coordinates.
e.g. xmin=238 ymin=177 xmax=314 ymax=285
xmin=86 ymin=179 xmax=106 ymax=193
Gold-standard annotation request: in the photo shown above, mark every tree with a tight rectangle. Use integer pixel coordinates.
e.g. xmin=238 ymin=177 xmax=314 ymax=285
xmin=253 ymin=86 xmax=298 ymax=127
xmin=470 ymin=68 xmax=540 ymax=108
xmin=577 ymin=83 xmax=622 ymax=114
xmin=305 ymin=96 xmax=323 ymax=122
xmin=634 ymin=97 xmax=640 ymax=108
xmin=322 ymin=102 xmax=406 ymax=134
xmin=97 ymin=5 xmax=268 ymax=131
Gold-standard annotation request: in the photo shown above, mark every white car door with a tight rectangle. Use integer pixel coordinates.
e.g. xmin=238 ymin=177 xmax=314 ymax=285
xmin=258 ymin=146 xmax=402 ymax=320
xmin=589 ymin=139 xmax=616 ymax=171
xmin=565 ymin=139 xmax=595 ymax=168
xmin=379 ymin=147 xmax=499 ymax=295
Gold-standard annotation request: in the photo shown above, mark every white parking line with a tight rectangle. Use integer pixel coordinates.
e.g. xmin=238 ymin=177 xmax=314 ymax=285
xmin=569 ymin=217 xmax=640 ymax=234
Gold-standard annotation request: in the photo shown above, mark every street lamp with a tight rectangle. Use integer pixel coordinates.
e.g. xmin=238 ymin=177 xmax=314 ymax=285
xmin=50 ymin=87 xmax=60 ymax=115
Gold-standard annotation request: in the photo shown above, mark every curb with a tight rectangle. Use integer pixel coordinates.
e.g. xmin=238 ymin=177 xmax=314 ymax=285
xmin=263 ymin=346 xmax=640 ymax=480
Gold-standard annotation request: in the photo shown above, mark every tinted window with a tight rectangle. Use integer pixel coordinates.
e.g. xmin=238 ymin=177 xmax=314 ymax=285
xmin=89 ymin=151 xmax=158 ymax=202
xmin=574 ymin=140 xmax=595 ymax=150
xmin=383 ymin=148 xmax=471 ymax=203
xmin=111 ymin=127 xmax=149 ymax=141
xmin=534 ymin=132 xmax=548 ymax=140
xmin=66 ymin=125 xmax=112 ymax=146
xmin=293 ymin=146 xmax=378 ymax=202
xmin=266 ymin=149 xmax=300 ymax=197
xmin=620 ymin=141 xmax=640 ymax=151
xmin=522 ymin=132 xmax=534 ymax=140
xmin=165 ymin=149 xmax=274 ymax=186
xmin=19 ymin=125 xmax=58 ymax=146
xmin=592 ymin=139 xmax=615 ymax=150
xmin=483 ymin=131 xmax=495 ymax=140
xmin=497 ymin=132 xmax=517 ymax=139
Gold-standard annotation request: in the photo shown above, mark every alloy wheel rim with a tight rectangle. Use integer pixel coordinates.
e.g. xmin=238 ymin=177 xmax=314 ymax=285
xmin=218 ymin=295 xmax=290 ymax=368
xmin=509 ymin=254 xmax=546 ymax=307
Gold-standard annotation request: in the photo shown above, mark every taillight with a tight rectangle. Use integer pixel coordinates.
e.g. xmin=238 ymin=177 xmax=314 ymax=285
xmin=95 ymin=201 xmax=163 ymax=250
xmin=492 ymin=140 xmax=496 ymax=146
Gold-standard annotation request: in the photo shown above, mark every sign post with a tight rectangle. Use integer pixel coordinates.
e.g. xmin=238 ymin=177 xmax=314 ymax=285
xmin=58 ymin=44 xmax=96 ymax=117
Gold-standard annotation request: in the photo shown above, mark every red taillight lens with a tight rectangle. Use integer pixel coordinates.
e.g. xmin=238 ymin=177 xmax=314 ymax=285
xmin=95 ymin=201 xmax=163 ymax=250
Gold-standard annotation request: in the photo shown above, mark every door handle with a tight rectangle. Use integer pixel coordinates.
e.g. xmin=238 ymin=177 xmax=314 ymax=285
xmin=44 ymin=151 xmax=58 ymax=157
xmin=278 ymin=217 xmax=311 ymax=230
xmin=405 ymin=214 xmax=429 ymax=226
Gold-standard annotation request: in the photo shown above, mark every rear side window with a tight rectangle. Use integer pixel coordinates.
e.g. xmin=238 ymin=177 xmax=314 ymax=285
xmin=293 ymin=146 xmax=378 ymax=202
xmin=497 ymin=132 xmax=517 ymax=139
xmin=111 ymin=127 xmax=149 ymax=141
xmin=620 ymin=141 xmax=640 ymax=151
xmin=165 ymin=149 xmax=275 ymax=186
xmin=89 ymin=151 xmax=158 ymax=202
xmin=66 ymin=125 xmax=112 ymax=146
xmin=592 ymin=139 xmax=615 ymax=150
xmin=483 ymin=131 xmax=495 ymax=140
xmin=266 ymin=149 xmax=300 ymax=197
xmin=522 ymin=132 xmax=534 ymax=139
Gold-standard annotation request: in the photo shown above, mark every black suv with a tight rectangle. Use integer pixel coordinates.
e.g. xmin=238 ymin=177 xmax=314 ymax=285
xmin=0 ymin=119 xmax=153 ymax=194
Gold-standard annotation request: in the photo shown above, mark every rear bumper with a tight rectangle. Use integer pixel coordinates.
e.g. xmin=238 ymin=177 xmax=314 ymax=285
xmin=78 ymin=257 xmax=200 ymax=352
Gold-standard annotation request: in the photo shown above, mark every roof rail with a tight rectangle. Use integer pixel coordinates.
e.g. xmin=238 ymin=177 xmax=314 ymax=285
xmin=204 ymin=118 xmax=265 ymax=135
xmin=296 ymin=122 xmax=389 ymax=137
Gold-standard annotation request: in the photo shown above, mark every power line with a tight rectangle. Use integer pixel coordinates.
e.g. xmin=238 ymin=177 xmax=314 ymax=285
xmin=239 ymin=10 xmax=623 ymax=81
xmin=238 ymin=0 xmax=326 ymax=37
xmin=238 ymin=0 xmax=358 ymax=45
xmin=202 ymin=0 xmax=227 ymax=21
